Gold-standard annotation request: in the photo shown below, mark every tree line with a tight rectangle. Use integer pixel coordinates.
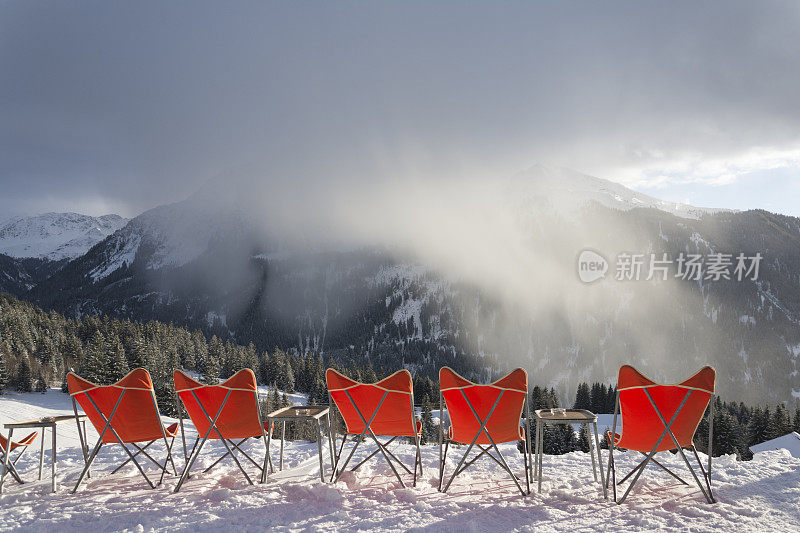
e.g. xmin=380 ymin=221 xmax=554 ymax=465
xmin=2 ymin=292 xmax=798 ymax=458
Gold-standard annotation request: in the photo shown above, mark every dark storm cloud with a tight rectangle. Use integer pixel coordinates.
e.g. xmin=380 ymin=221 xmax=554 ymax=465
xmin=1 ymin=1 xmax=799 ymax=216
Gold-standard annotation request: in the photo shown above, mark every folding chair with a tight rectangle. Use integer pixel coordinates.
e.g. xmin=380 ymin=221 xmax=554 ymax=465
xmin=327 ymin=369 xmax=422 ymax=488
xmin=606 ymin=365 xmax=716 ymax=504
xmin=173 ymin=369 xmax=273 ymax=492
xmin=68 ymin=369 xmax=179 ymax=493
xmin=0 ymin=431 xmax=38 ymax=486
xmin=438 ymin=367 xmax=532 ymax=496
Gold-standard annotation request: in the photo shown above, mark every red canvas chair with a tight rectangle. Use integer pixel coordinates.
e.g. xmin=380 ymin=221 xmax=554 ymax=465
xmin=67 ymin=369 xmax=179 ymax=493
xmin=0 ymin=431 xmax=38 ymax=486
xmin=606 ymin=365 xmax=716 ymax=504
xmin=327 ymin=369 xmax=422 ymax=487
xmin=173 ymin=369 xmax=273 ymax=492
xmin=438 ymin=367 xmax=532 ymax=495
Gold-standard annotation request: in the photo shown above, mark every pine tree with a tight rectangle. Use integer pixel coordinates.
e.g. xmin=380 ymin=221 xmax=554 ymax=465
xmin=106 ymin=338 xmax=129 ymax=383
xmin=769 ymin=405 xmax=791 ymax=439
xmin=420 ymin=396 xmax=436 ymax=445
xmin=35 ymin=372 xmax=48 ymax=393
xmin=60 ymin=369 xmax=72 ymax=393
xmin=283 ymin=357 xmax=295 ymax=394
xmin=201 ymin=356 xmax=220 ymax=385
xmin=362 ymin=362 xmax=378 ymax=384
xmin=0 ymin=351 xmax=9 ymax=395
xmin=713 ymin=410 xmax=743 ymax=457
xmin=793 ymin=408 xmax=800 ymax=434
xmin=81 ymin=331 xmax=106 ymax=383
xmin=747 ymin=407 xmax=771 ymax=446
xmin=573 ymin=383 xmax=591 ymax=410
xmin=577 ymin=424 xmax=591 ymax=452
xmin=589 ymin=383 xmax=604 ymax=414
xmin=266 ymin=348 xmax=286 ymax=387
xmin=605 ymin=386 xmax=617 ymax=414
xmin=258 ymin=351 xmax=270 ymax=385
xmin=16 ymin=357 xmax=32 ymax=392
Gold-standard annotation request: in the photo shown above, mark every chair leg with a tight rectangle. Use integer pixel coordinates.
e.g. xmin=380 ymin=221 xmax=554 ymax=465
xmin=330 ymin=433 xmax=347 ymax=482
xmin=523 ymin=437 xmax=531 ymax=494
xmin=350 ymin=436 xmax=398 ymax=472
xmin=691 ymin=446 xmax=716 ymax=503
xmin=157 ymin=436 xmax=178 ymax=486
xmin=71 ymin=442 xmax=103 ymax=494
xmin=1 ymin=448 xmax=25 ymax=485
xmin=112 ymin=440 xmax=156 ymax=474
xmin=412 ymin=434 xmax=421 ymax=487
xmin=203 ymin=438 xmax=249 ymax=473
xmin=333 ymin=435 xmax=363 ymax=483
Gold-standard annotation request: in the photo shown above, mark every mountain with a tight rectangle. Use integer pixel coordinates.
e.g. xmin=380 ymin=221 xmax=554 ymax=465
xmin=19 ymin=167 xmax=800 ymax=405
xmin=509 ymin=164 xmax=733 ymax=219
xmin=0 ymin=254 xmax=65 ymax=296
xmin=0 ymin=212 xmax=128 ymax=261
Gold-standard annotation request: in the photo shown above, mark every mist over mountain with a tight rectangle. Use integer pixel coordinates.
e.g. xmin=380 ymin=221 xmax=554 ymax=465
xmin=5 ymin=166 xmax=800 ymax=405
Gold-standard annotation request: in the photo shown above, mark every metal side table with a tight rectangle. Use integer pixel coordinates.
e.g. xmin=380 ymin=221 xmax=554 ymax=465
xmin=1 ymin=415 xmax=88 ymax=494
xmin=534 ymin=408 xmax=607 ymax=498
xmin=265 ymin=406 xmax=334 ymax=483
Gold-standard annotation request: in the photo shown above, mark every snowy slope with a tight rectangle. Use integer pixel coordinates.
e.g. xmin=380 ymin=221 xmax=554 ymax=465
xmin=1 ymin=391 xmax=799 ymax=532
xmin=750 ymin=432 xmax=800 ymax=459
xmin=0 ymin=213 xmax=128 ymax=261
xmin=510 ymin=165 xmax=733 ymax=220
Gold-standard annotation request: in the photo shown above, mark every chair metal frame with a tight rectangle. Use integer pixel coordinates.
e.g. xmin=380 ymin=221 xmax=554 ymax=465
xmin=437 ymin=370 xmax=533 ymax=496
xmin=70 ymin=378 xmax=178 ymax=493
xmin=328 ymin=376 xmax=422 ymax=488
xmin=173 ymin=373 xmax=273 ymax=493
xmin=0 ymin=433 xmax=36 ymax=487
xmin=606 ymin=384 xmax=716 ymax=504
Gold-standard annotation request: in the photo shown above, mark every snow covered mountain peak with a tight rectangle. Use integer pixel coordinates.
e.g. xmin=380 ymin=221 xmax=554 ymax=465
xmin=510 ymin=164 xmax=734 ymax=219
xmin=0 ymin=212 xmax=128 ymax=261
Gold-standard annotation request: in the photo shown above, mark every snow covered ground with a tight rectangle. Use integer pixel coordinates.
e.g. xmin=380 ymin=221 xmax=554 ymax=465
xmin=1 ymin=390 xmax=799 ymax=532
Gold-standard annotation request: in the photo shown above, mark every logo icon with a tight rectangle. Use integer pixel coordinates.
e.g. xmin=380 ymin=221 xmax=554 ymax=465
xmin=577 ymin=249 xmax=608 ymax=283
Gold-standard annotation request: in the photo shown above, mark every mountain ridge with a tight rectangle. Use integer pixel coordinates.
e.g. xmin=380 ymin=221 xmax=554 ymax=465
xmin=0 ymin=212 xmax=128 ymax=261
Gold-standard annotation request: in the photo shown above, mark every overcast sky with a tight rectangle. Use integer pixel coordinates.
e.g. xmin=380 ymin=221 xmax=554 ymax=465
xmin=1 ymin=1 xmax=799 ymax=218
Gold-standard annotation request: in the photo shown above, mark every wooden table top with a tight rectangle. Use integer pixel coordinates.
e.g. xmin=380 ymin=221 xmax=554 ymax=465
xmin=4 ymin=414 xmax=85 ymax=429
xmin=266 ymin=405 xmax=329 ymax=420
xmin=534 ymin=409 xmax=598 ymax=422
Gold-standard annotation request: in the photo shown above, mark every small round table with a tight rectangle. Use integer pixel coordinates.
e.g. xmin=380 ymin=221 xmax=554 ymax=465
xmin=534 ymin=408 xmax=607 ymax=498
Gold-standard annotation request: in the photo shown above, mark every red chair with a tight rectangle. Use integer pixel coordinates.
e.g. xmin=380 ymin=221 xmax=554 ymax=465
xmin=67 ymin=369 xmax=179 ymax=492
xmin=0 ymin=431 xmax=37 ymax=487
xmin=327 ymin=369 xmax=422 ymax=487
xmin=606 ymin=365 xmax=716 ymax=504
xmin=438 ymin=367 xmax=531 ymax=495
xmin=173 ymin=369 xmax=273 ymax=492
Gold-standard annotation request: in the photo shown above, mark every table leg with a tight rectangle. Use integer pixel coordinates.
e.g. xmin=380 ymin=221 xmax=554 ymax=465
xmin=587 ymin=423 xmax=598 ymax=482
xmin=39 ymin=427 xmax=46 ymax=480
xmin=316 ymin=420 xmax=325 ymax=483
xmin=51 ymin=426 xmax=57 ymax=493
xmin=326 ymin=411 xmax=335 ymax=470
xmin=592 ymin=422 xmax=607 ymax=499
xmin=265 ymin=420 xmax=273 ymax=479
xmin=0 ymin=428 xmax=13 ymax=494
xmin=537 ymin=420 xmax=543 ymax=493
xmin=280 ymin=421 xmax=285 ymax=471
